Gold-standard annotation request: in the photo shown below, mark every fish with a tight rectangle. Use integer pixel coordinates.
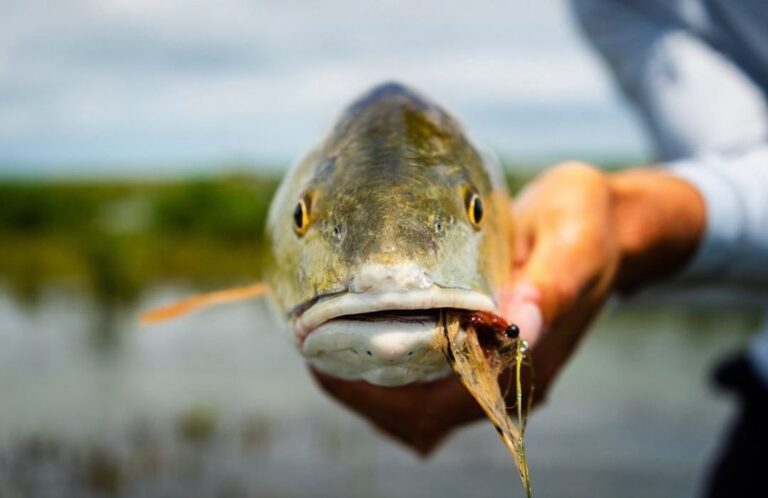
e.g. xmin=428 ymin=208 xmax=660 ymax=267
xmin=264 ymin=82 xmax=515 ymax=386
xmin=142 ymin=82 xmax=533 ymax=491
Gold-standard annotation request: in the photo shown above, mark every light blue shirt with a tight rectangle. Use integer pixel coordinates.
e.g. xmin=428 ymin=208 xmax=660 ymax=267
xmin=571 ymin=0 xmax=768 ymax=378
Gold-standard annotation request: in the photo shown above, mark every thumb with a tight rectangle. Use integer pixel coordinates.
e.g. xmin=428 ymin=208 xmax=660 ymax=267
xmin=497 ymin=283 xmax=544 ymax=347
xmin=499 ymin=224 xmax=596 ymax=347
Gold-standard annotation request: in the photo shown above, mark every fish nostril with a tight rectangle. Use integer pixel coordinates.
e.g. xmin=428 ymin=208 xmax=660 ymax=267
xmin=332 ymin=224 xmax=344 ymax=242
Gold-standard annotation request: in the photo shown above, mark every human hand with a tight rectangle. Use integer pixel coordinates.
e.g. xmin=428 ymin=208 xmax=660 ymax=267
xmin=502 ymin=162 xmax=706 ymax=404
xmin=500 ymin=163 xmax=621 ymax=404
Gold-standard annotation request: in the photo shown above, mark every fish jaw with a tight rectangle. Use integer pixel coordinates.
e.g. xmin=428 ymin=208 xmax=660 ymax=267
xmin=292 ymin=286 xmax=496 ymax=386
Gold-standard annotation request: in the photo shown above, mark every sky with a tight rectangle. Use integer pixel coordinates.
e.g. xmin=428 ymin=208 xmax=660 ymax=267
xmin=0 ymin=0 xmax=649 ymax=176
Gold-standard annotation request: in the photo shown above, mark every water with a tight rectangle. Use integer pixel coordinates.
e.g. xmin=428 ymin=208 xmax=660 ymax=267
xmin=0 ymin=287 xmax=757 ymax=498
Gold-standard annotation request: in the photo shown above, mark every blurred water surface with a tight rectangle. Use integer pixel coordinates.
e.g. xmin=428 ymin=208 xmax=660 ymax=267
xmin=0 ymin=285 xmax=756 ymax=498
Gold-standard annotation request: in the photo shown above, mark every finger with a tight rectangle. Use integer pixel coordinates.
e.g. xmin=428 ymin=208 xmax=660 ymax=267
xmin=516 ymin=210 xmax=615 ymax=328
xmin=515 ymin=240 xmax=580 ymax=327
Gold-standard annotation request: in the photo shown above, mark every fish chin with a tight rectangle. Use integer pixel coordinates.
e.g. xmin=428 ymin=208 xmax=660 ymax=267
xmin=296 ymin=287 xmax=496 ymax=386
xmin=303 ymin=319 xmax=451 ymax=386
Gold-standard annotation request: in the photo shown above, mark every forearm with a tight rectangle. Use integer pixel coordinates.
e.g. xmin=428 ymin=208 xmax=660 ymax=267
xmin=608 ymin=168 xmax=706 ymax=293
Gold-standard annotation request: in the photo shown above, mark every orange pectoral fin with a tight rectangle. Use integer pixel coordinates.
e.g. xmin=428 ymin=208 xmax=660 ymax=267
xmin=140 ymin=282 xmax=272 ymax=325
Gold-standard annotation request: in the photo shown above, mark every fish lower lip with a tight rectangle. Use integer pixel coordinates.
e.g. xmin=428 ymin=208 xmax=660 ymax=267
xmin=294 ymin=286 xmax=496 ymax=343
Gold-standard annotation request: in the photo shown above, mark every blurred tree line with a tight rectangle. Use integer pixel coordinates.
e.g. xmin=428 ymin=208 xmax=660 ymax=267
xmin=0 ymin=175 xmax=279 ymax=306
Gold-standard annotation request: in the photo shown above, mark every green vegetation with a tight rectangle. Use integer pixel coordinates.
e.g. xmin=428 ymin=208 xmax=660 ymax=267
xmin=0 ymin=175 xmax=279 ymax=306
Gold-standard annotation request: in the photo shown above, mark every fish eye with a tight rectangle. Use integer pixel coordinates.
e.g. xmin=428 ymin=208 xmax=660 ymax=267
xmin=293 ymin=197 xmax=310 ymax=236
xmin=466 ymin=191 xmax=483 ymax=227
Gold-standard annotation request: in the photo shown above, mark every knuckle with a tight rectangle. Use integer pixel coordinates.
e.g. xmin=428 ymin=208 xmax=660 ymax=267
xmin=540 ymin=276 xmax=579 ymax=309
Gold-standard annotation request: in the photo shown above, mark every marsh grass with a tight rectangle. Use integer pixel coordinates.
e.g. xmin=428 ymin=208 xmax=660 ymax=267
xmin=0 ymin=175 xmax=279 ymax=306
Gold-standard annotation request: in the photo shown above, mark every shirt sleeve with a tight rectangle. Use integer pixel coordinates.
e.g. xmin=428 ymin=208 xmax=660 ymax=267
xmin=571 ymin=0 xmax=768 ymax=285
xmin=670 ymin=149 xmax=768 ymax=283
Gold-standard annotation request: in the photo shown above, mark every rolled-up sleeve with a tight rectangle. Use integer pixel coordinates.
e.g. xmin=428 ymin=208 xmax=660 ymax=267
xmin=670 ymin=149 xmax=768 ymax=283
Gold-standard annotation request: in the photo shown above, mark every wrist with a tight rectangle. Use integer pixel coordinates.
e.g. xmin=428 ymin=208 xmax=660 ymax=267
xmin=608 ymin=168 xmax=706 ymax=292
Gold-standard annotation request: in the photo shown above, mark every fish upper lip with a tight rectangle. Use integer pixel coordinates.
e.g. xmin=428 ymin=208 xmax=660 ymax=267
xmin=292 ymin=285 xmax=496 ymax=343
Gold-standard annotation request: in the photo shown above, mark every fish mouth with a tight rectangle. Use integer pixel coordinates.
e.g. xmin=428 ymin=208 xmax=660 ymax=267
xmin=291 ymin=287 xmax=498 ymax=386
xmin=293 ymin=286 xmax=496 ymax=343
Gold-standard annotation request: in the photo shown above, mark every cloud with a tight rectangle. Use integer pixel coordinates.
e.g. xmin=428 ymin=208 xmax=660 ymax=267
xmin=0 ymin=0 xmax=646 ymax=174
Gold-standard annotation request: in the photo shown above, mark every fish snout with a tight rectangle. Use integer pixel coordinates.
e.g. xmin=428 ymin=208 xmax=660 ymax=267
xmin=347 ymin=262 xmax=433 ymax=293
